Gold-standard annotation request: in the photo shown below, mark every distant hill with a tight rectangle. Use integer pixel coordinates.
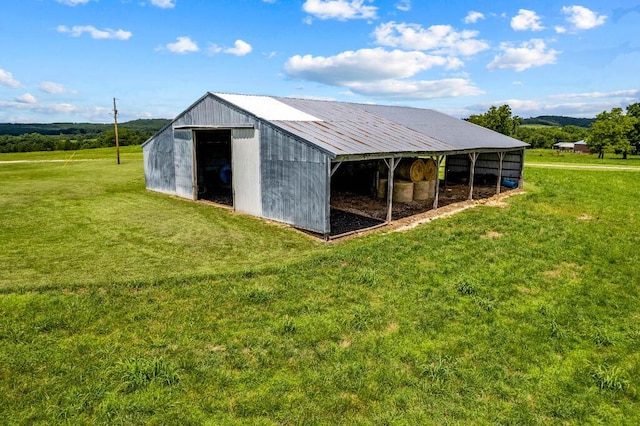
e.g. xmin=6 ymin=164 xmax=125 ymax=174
xmin=522 ymin=116 xmax=595 ymax=128
xmin=0 ymin=119 xmax=171 ymax=136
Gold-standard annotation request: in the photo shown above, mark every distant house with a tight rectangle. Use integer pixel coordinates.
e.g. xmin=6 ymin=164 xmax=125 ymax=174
xmin=142 ymin=92 xmax=528 ymax=237
xmin=553 ymin=142 xmax=575 ymax=151
xmin=573 ymin=140 xmax=589 ymax=153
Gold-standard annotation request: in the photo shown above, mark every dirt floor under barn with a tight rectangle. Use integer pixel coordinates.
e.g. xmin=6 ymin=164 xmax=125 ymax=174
xmin=328 ymin=184 xmax=517 ymax=237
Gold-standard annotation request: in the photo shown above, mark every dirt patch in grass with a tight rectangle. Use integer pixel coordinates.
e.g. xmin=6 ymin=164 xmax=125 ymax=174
xmin=577 ymin=214 xmax=593 ymax=221
xmin=384 ymin=322 xmax=400 ymax=334
xmin=482 ymin=231 xmax=503 ymax=239
xmin=543 ymin=262 xmax=582 ymax=280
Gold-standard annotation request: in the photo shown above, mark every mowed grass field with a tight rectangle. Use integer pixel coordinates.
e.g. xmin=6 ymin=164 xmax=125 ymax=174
xmin=1 ymin=147 xmax=639 ymax=424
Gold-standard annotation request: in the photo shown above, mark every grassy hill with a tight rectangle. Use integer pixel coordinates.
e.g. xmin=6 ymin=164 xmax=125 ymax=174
xmin=0 ymin=147 xmax=638 ymax=424
xmin=0 ymin=119 xmax=171 ymax=136
xmin=522 ymin=115 xmax=595 ymax=128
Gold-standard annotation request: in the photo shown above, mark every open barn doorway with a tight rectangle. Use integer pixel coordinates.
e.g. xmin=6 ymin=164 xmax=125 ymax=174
xmin=194 ymin=129 xmax=233 ymax=206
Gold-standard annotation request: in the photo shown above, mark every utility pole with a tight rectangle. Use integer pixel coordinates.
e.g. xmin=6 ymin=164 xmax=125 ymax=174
xmin=113 ymin=97 xmax=120 ymax=165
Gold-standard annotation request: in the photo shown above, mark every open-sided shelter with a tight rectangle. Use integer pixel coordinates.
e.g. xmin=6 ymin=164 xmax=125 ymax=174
xmin=142 ymin=92 xmax=528 ymax=237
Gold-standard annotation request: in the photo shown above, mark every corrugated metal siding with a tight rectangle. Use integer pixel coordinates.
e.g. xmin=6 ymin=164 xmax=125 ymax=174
xmin=260 ymin=124 xmax=329 ymax=234
xmin=272 ymin=99 xmax=453 ymax=156
xmin=174 ymin=95 xmax=258 ymax=128
xmin=143 ymin=128 xmax=176 ymax=194
xmin=447 ymin=150 xmax=523 ymax=179
xmin=173 ymin=130 xmax=194 ymax=199
xmin=232 ymin=128 xmax=262 ymax=216
xmin=276 ymin=97 xmax=528 ymax=154
xmin=503 ymin=151 xmax=524 ymax=179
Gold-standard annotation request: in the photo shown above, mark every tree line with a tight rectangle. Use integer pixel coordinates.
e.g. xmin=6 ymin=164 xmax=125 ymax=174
xmin=467 ymin=103 xmax=640 ymax=157
xmin=0 ymin=119 xmax=170 ymax=153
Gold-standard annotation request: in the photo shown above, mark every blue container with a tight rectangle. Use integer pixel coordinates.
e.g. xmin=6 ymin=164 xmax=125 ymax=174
xmin=501 ymin=178 xmax=517 ymax=189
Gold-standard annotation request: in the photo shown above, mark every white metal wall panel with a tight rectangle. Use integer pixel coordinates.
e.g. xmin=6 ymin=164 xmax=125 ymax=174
xmin=260 ymin=124 xmax=329 ymax=234
xmin=173 ymin=130 xmax=194 ymax=199
xmin=232 ymin=128 xmax=262 ymax=216
xmin=143 ymin=130 xmax=176 ymax=194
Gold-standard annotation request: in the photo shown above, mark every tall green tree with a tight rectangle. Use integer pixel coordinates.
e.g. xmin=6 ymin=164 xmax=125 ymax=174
xmin=587 ymin=108 xmax=636 ymax=159
xmin=626 ymin=103 xmax=640 ymax=154
xmin=467 ymin=105 xmax=522 ymax=136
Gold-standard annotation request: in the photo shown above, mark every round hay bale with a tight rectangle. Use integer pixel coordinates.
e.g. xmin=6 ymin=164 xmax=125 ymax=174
xmin=413 ymin=180 xmax=431 ymax=201
xmin=396 ymin=159 xmax=425 ymax=182
xmin=424 ymin=158 xmax=437 ymax=181
xmin=393 ymin=180 xmax=414 ymax=203
xmin=377 ymin=178 xmax=387 ymax=199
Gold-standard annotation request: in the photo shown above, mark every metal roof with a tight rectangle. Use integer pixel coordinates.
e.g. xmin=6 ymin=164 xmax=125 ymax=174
xmin=211 ymin=93 xmax=527 ymax=158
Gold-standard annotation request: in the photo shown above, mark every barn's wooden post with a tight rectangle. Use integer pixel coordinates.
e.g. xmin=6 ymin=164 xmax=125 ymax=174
xmin=384 ymin=157 xmax=396 ymax=223
xmin=496 ymin=151 xmax=505 ymax=195
xmin=518 ymin=149 xmax=525 ymax=189
xmin=324 ymin=158 xmax=333 ymax=241
xmin=432 ymin=155 xmax=442 ymax=210
xmin=191 ymin=130 xmax=198 ymax=200
xmin=468 ymin=152 xmax=478 ymax=200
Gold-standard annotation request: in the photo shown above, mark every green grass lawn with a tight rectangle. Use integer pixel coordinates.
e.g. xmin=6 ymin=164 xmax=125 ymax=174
xmin=1 ymin=148 xmax=639 ymax=424
xmin=526 ymin=148 xmax=640 ymax=166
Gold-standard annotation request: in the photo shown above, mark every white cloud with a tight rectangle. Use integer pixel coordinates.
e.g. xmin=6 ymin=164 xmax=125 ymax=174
xmin=548 ymin=89 xmax=639 ymax=100
xmin=284 ymin=47 xmax=482 ymax=100
xmin=487 ymin=39 xmax=559 ymax=71
xmin=0 ymin=100 xmax=77 ymax=115
xmin=465 ymin=88 xmax=640 ymax=118
xmin=302 ymin=0 xmax=377 ymax=21
xmin=56 ymin=0 xmax=90 ymax=5
xmin=39 ymin=81 xmax=75 ymax=94
xmin=373 ymin=22 xmax=489 ymax=56
xmin=165 ymin=36 xmax=199 ymax=54
xmin=57 ymin=25 xmax=132 ymax=40
xmin=225 ymin=40 xmax=252 ymax=56
xmin=511 ymin=9 xmax=544 ymax=31
xmin=346 ymin=78 xmax=483 ymax=99
xmin=555 ymin=26 xmax=567 ymax=34
xmin=562 ymin=6 xmax=607 ymax=30
xmin=0 ymin=68 xmax=22 ymax=88
xmin=15 ymin=93 xmax=37 ymax=104
xmin=150 ymin=0 xmax=175 ymax=8
xmin=396 ymin=0 xmax=411 ymax=12
xmin=285 ymin=48 xmax=463 ymax=85
xmin=464 ymin=11 xmax=485 ymax=24
xmin=208 ymin=43 xmax=223 ymax=54
xmin=208 ymin=40 xmax=253 ymax=56
xmin=473 ymin=98 xmax=625 ymax=118
xmin=0 ymin=99 xmax=150 ymax=122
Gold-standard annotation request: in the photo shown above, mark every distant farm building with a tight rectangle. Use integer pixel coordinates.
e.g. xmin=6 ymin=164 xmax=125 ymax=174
xmin=553 ymin=142 xmax=575 ymax=151
xmin=142 ymin=93 xmax=528 ymax=238
xmin=573 ymin=140 xmax=589 ymax=153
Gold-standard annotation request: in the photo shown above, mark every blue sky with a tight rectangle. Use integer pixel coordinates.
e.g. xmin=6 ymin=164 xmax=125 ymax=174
xmin=1 ymin=0 xmax=638 ymax=123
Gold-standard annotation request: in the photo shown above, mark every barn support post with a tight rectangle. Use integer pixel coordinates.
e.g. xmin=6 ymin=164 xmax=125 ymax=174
xmin=383 ymin=157 xmax=399 ymax=223
xmin=431 ymin=155 xmax=442 ymax=210
xmin=518 ymin=149 xmax=525 ymax=189
xmin=442 ymin=155 xmax=448 ymax=190
xmin=496 ymin=151 xmax=505 ymax=195
xmin=468 ymin=152 xmax=478 ymax=200
xmin=330 ymin=161 xmax=343 ymax=177
xmin=191 ymin=130 xmax=198 ymax=200
xmin=324 ymin=158 xmax=332 ymax=241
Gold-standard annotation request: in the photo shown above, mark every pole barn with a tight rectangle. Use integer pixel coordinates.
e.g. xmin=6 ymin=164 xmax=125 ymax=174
xmin=142 ymin=93 xmax=528 ymax=238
